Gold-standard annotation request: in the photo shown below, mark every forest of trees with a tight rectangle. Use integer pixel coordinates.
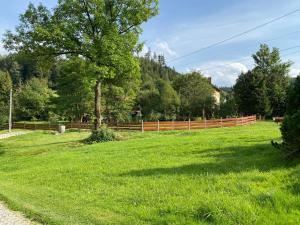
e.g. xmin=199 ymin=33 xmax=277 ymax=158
xmin=0 ymin=51 xmax=220 ymax=126
xmin=1 ymin=43 xmax=298 ymax=128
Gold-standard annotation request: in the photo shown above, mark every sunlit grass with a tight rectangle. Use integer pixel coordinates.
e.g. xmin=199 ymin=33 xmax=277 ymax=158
xmin=0 ymin=122 xmax=299 ymax=225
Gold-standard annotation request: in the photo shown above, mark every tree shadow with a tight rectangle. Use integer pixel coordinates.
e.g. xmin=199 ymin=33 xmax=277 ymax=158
xmin=0 ymin=143 xmax=7 ymax=156
xmin=121 ymin=144 xmax=297 ymax=177
xmin=19 ymin=140 xmax=80 ymax=149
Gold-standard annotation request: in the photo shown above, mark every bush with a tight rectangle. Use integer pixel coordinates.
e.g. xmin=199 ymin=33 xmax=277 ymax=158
xmin=48 ymin=112 xmax=60 ymax=124
xmin=276 ymin=111 xmax=300 ymax=157
xmin=272 ymin=77 xmax=300 ymax=158
xmin=84 ymin=126 xmax=118 ymax=144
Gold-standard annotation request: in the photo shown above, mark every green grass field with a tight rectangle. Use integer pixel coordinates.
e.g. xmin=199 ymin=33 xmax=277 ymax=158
xmin=0 ymin=122 xmax=299 ymax=225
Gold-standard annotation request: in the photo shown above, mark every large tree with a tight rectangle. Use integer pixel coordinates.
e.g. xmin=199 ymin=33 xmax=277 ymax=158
xmin=4 ymin=0 xmax=158 ymax=129
xmin=15 ymin=78 xmax=55 ymax=121
xmin=234 ymin=44 xmax=291 ymax=117
xmin=174 ymin=72 xmax=215 ymax=119
xmin=138 ymin=79 xmax=180 ymax=120
xmin=273 ymin=76 xmax=300 ymax=157
xmin=234 ymin=70 xmax=271 ymax=117
xmin=55 ymin=58 xmax=94 ymax=121
xmin=0 ymin=71 xmax=13 ymax=126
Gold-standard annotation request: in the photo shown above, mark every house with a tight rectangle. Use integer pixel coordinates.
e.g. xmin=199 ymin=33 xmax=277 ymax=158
xmin=207 ymin=77 xmax=221 ymax=105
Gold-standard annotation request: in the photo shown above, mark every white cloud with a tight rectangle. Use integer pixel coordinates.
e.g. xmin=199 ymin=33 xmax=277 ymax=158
xmin=137 ymin=44 xmax=149 ymax=57
xmin=154 ymin=40 xmax=177 ymax=57
xmin=193 ymin=61 xmax=249 ymax=87
xmin=290 ymin=68 xmax=300 ymax=77
xmin=0 ymin=42 xmax=7 ymax=55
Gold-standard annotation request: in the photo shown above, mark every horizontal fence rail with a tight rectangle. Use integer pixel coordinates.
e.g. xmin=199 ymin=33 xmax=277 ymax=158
xmin=9 ymin=116 xmax=257 ymax=132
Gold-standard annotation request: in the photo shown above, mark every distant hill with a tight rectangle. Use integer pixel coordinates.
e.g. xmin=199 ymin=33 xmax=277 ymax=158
xmin=139 ymin=56 xmax=181 ymax=82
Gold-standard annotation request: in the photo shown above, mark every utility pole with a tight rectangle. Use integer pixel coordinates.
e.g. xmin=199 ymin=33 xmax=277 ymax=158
xmin=8 ymin=89 xmax=12 ymax=133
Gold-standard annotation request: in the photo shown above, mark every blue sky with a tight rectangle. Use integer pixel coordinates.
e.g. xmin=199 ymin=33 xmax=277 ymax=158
xmin=1 ymin=0 xmax=300 ymax=86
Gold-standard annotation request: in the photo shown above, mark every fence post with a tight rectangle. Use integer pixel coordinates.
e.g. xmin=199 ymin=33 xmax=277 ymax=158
xmin=157 ymin=120 xmax=160 ymax=132
xmin=141 ymin=120 xmax=144 ymax=133
xmin=188 ymin=118 xmax=191 ymax=131
xmin=205 ymin=118 xmax=207 ymax=129
xmin=242 ymin=116 xmax=244 ymax=126
xmin=221 ymin=117 xmax=223 ymax=128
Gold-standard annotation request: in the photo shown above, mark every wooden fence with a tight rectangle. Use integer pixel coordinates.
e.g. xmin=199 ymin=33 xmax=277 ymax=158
xmin=9 ymin=116 xmax=256 ymax=132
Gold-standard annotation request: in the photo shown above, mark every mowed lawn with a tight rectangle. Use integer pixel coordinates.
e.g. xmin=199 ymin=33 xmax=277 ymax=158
xmin=0 ymin=122 xmax=299 ymax=225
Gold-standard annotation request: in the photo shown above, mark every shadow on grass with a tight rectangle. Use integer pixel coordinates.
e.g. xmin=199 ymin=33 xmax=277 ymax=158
xmin=0 ymin=143 xmax=7 ymax=156
xmin=18 ymin=140 xmax=82 ymax=149
xmin=121 ymin=144 xmax=297 ymax=177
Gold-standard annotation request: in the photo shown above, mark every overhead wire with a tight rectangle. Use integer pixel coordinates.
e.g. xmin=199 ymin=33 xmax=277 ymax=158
xmin=167 ymin=8 xmax=300 ymax=63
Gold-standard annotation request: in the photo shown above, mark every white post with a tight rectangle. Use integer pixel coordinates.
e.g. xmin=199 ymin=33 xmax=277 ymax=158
xmin=157 ymin=120 xmax=160 ymax=132
xmin=8 ymin=89 xmax=12 ymax=133
xmin=188 ymin=118 xmax=191 ymax=131
xmin=141 ymin=120 xmax=144 ymax=133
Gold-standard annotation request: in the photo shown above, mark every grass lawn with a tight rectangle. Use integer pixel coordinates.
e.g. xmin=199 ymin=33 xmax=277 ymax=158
xmin=0 ymin=122 xmax=299 ymax=225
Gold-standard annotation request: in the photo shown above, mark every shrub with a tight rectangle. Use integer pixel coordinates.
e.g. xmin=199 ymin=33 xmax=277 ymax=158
xmin=48 ymin=112 xmax=60 ymax=124
xmin=277 ymin=111 xmax=300 ymax=157
xmin=84 ymin=126 xmax=118 ymax=144
xmin=272 ymin=76 xmax=300 ymax=158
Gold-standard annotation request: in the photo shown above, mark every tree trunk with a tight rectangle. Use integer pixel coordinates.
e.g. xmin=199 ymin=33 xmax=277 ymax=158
xmin=94 ymin=80 xmax=102 ymax=130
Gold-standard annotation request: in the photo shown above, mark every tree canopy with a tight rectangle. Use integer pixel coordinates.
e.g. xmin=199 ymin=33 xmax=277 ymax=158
xmin=174 ymin=72 xmax=215 ymax=119
xmin=4 ymin=0 xmax=159 ymax=129
xmin=234 ymin=44 xmax=291 ymax=117
xmin=0 ymin=70 xmax=12 ymax=126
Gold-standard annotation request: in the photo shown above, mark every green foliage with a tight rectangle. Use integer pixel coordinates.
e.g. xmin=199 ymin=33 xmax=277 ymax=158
xmin=103 ymin=57 xmax=141 ymax=123
xmin=138 ymin=78 xmax=180 ymax=121
xmin=0 ymin=70 xmax=12 ymax=125
xmin=0 ymin=55 xmax=21 ymax=86
xmin=139 ymin=55 xmax=180 ymax=82
xmin=275 ymin=76 xmax=300 ymax=157
xmin=174 ymin=71 xmax=215 ymax=119
xmin=234 ymin=71 xmax=272 ymax=117
xmin=48 ymin=111 xmax=60 ymax=124
xmin=55 ymin=58 xmax=94 ymax=121
xmin=84 ymin=125 xmax=118 ymax=144
xmin=138 ymin=56 xmax=181 ymax=120
xmin=4 ymin=0 xmax=159 ymax=129
xmin=286 ymin=76 xmax=300 ymax=115
xmin=219 ymin=88 xmax=237 ymax=117
xmin=15 ymin=78 xmax=55 ymax=120
xmin=278 ymin=111 xmax=300 ymax=157
xmin=234 ymin=44 xmax=291 ymax=117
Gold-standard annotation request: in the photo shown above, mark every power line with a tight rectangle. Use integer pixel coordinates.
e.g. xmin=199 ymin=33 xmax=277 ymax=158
xmin=196 ymin=44 xmax=300 ymax=72
xmin=167 ymin=8 xmax=300 ymax=63
xmin=174 ymin=29 xmax=300 ymax=69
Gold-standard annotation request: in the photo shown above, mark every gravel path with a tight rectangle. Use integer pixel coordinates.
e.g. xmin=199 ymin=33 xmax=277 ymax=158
xmin=0 ymin=132 xmax=37 ymax=225
xmin=0 ymin=202 xmax=35 ymax=225
xmin=0 ymin=132 xmax=29 ymax=140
